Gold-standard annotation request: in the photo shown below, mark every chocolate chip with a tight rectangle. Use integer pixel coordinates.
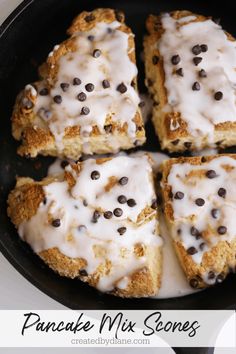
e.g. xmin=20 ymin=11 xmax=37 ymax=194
xmin=77 ymin=92 xmax=87 ymax=101
xmin=85 ymin=14 xmax=95 ymax=22
xmin=102 ymin=80 xmax=110 ymax=89
xmin=169 ymin=191 xmax=173 ymax=199
xmin=187 ymin=247 xmax=198 ymax=255
xmin=176 ymin=68 xmax=184 ymax=77
xmin=73 ymin=77 xmax=81 ymax=85
xmin=192 ymin=81 xmax=200 ymax=91
xmin=114 ymin=9 xmax=123 ymax=22
xmin=211 ymin=208 xmax=219 ymax=219
xmin=192 ymin=44 xmax=201 ymax=55
xmin=177 ymin=229 xmax=181 ymax=235
xmin=81 ymin=106 xmax=90 ymax=115
xmin=152 ymin=55 xmax=159 ymax=64
xmin=104 ymin=211 xmax=113 ymax=219
xmin=127 ymin=199 xmax=136 ymax=207
xmin=85 ymin=83 xmax=94 ymax=92
xmin=117 ymin=83 xmax=127 ymax=93
xmin=117 ymin=227 xmax=126 ymax=235
xmin=93 ymin=49 xmax=101 ymax=58
xmin=138 ymin=101 xmax=145 ymax=108
xmin=119 ymin=177 xmax=128 ymax=185
xmin=206 ymin=169 xmax=217 ymax=179
xmin=83 ymin=199 xmax=88 ymax=207
xmin=60 ymin=160 xmax=69 ymax=169
xmin=91 ymin=170 xmax=100 ymax=180
xmin=79 ymin=269 xmax=88 ymax=276
xmin=78 ymin=225 xmax=87 ymax=232
xmin=201 ymin=156 xmax=207 ymax=163
xmin=198 ymin=69 xmax=207 ymax=78
xmin=190 ymin=278 xmax=199 ymax=289
xmin=43 ymin=197 xmax=47 ymax=205
xmin=22 ymin=98 xmax=33 ymax=109
xmin=214 ymin=91 xmax=223 ymax=100
xmin=171 ymin=139 xmax=180 ymax=145
xmin=217 ymin=226 xmax=227 ymax=235
xmin=92 ymin=210 xmax=100 ymax=223
xmin=39 ymin=88 xmax=49 ymax=96
xmin=174 ymin=191 xmax=184 ymax=200
xmin=218 ymin=188 xmax=226 ymax=198
xmin=195 ymin=198 xmax=205 ymax=206
xmin=200 ymin=44 xmax=208 ymax=52
xmin=52 ymin=219 xmax=61 ymax=227
xmin=107 ymin=27 xmax=113 ymax=34
xmin=193 ymin=57 xmax=202 ymax=66
xmin=171 ymin=54 xmax=180 ymax=65
xmin=190 ymin=226 xmax=200 ymax=237
xmin=104 ymin=124 xmax=112 ymax=133
xmin=216 ymin=273 xmax=224 ymax=283
xmin=151 ymin=199 xmax=158 ymax=209
xmin=88 ymin=35 xmax=94 ymax=41
xmin=113 ymin=208 xmax=123 ymax=217
xmin=208 ymin=271 xmax=215 ymax=279
xmin=184 ymin=142 xmax=192 ymax=149
xmin=199 ymin=242 xmax=206 ymax=251
xmin=118 ymin=195 xmax=127 ymax=204
xmin=60 ymin=83 xmax=69 ymax=92
xmin=53 ymin=95 xmax=62 ymax=104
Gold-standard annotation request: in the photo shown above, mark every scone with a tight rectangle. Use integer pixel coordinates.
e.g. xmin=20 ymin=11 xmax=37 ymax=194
xmin=12 ymin=8 xmax=145 ymax=159
xmin=144 ymin=11 xmax=236 ymax=152
xmin=161 ymin=154 xmax=236 ymax=288
xmin=7 ymin=154 xmax=162 ymax=297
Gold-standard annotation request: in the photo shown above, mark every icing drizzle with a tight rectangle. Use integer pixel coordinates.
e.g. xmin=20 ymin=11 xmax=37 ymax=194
xmin=30 ymin=21 xmax=141 ymax=153
xmin=18 ymin=155 xmax=162 ymax=292
xmin=158 ymin=14 xmax=236 ymax=145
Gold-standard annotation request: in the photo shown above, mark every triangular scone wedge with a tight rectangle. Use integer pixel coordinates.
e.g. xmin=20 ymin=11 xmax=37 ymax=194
xmin=144 ymin=11 xmax=236 ymax=152
xmin=12 ymin=8 xmax=145 ymax=159
xmin=161 ymin=154 xmax=236 ymax=289
xmin=7 ymin=154 xmax=162 ymax=297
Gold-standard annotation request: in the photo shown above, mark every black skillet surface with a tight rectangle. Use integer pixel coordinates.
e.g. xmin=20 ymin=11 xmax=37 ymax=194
xmin=0 ymin=0 xmax=236 ymax=316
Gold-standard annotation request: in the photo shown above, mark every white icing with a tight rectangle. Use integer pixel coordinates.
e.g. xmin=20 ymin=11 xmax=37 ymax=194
xmin=170 ymin=119 xmax=180 ymax=131
xmin=155 ymin=214 xmax=198 ymax=298
xmin=158 ymin=14 xmax=236 ymax=145
xmin=177 ymin=15 xmax=197 ymax=24
xmin=18 ymin=155 xmax=162 ymax=292
xmin=25 ymin=84 xmax=37 ymax=97
xmin=32 ymin=21 xmax=141 ymax=153
xmin=167 ymin=155 xmax=236 ymax=267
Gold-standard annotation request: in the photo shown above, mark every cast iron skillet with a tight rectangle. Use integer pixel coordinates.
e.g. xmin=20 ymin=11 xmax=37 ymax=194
xmin=0 ymin=0 xmax=236 ymax=317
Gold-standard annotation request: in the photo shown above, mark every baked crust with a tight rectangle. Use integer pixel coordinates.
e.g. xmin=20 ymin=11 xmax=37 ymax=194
xmin=161 ymin=154 xmax=236 ymax=288
xmin=12 ymin=8 xmax=145 ymax=159
xmin=7 ymin=156 xmax=162 ymax=297
xmin=144 ymin=11 xmax=236 ymax=152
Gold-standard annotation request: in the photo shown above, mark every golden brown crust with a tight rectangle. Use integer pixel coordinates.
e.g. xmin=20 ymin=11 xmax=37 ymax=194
xmin=144 ymin=11 xmax=236 ymax=152
xmin=12 ymin=8 xmax=145 ymax=159
xmin=161 ymin=154 xmax=236 ymax=288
